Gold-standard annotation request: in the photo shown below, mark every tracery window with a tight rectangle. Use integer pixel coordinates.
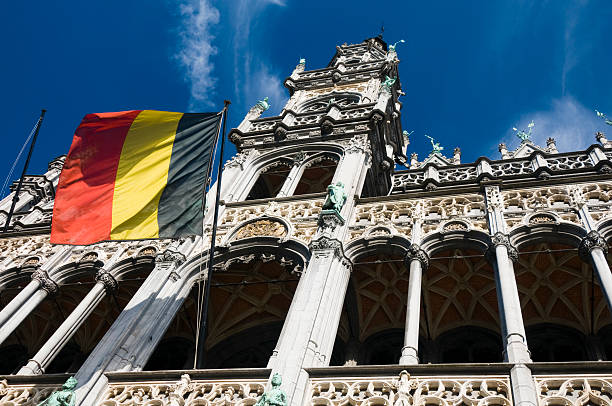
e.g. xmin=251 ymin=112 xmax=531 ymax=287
xmin=246 ymin=160 xmax=292 ymax=200
xmin=293 ymin=156 xmax=338 ymax=196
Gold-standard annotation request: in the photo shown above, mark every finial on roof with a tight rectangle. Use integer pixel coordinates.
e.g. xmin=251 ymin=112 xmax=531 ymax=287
xmin=389 ymin=39 xmax=405 ymax=52
xmin=425 ymin=134 xmax=444 ymax=155
xmin=378 ymin=23 xmax=385 ymax=40
xmin=596 ymin=109 xmax=612 ymax=126
xmin=513 ymin=120 xmax=534 ymax=142
xmin=255 ymin=97 xmax=270 ymax=111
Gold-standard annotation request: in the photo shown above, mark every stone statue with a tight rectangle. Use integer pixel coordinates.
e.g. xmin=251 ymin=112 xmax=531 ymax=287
xmin=322 ymin=182 xmax=347 ymax=213
xmin=596 ymin=110 xmax=612 ymax=126
xmin=425 ymin=134 xmax=444 ymax=154
xmin=381 ymin=76 xmax=396 ymax=91
xmin=255 ymin=373 xmax=287 ymax=406
xmin=256 ymin=97 xmax=270 ymax=111
xmin=513 ymin=120 xmax=534 ymax=141
xmin=37 ymin=377 xmax=77 ymax=406
xmin=389 ymin=39 xmax=405 ymax=52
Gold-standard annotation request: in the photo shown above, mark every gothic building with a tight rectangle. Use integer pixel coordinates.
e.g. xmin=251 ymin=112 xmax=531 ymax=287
xmin=1 ymin=37 xmax=612 ymax=405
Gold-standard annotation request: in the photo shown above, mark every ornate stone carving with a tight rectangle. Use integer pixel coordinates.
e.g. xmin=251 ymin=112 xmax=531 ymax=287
xmin=155 ymin=250 xmax=186 ymax=266
xmin=567 ymin=184 xmax=586 ymax=208
xmin=346 ymin=133 xmax=371 ymax=154
xmin=405 ymin=244 xmax=429 ymax=268
xmin=528 ymin=213 xmax=556 ymax=225
xmin=95 ymin=269 xmax=118 ymax=292
xmin=442 ymin=221 xmax=469 ymax=232
xmin=234 ymin=220 xmax=287 ymax=240
xmin=579 ymin=230 xmax=608 ymax=262
xmin=36 ymin=376 xmax=77 ymax=406
xmin=309 ymin=374 xmax=512 ymax=405
xmin=485 ymin=186 xmax=504 ymax=211
xmin=535 ymin=375 xmax=612 ymax=406
xmin=488 ymin=232 xmax=518 ymax=263
xmin=31 ymin=269 xmax=59 ymax=295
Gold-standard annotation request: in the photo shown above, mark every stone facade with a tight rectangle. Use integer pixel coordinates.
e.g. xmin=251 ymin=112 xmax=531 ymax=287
xmin=1 ymin=37 xmax=612 ymax=406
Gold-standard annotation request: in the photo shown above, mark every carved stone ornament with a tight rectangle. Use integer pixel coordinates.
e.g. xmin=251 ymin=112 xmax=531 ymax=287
xmin=405 ymin=244 xmax=429 ymax=268
xmin=234 ymin=220 xmax=287 ymax=240
xmin=318 ymin=210 xmax=345 ymax=233
xmin=488 ymin=232 xmax=519 ymax=263
xmin=528 ymin=213 xmax=557 ymax=225
xmin=155 ymin=250 xmax=186 ymax=266
xmin=31 ymin=269 xmax=59 ymax=296
xmin=579 ymin=230 xmax=608 ymax=262
xmin=95 ymin=269 xmax=118 ymax=292
xmin=484 ymin=186 xmax=504 ymax=211
xmin=442 ymin=221 xmax=469 ymax=232
xmin=567 ymin=184 xmax=586 ymax=208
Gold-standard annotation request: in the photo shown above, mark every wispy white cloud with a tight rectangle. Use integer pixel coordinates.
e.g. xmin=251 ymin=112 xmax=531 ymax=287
xmin=176 ymin=0 xmax=220 ymax=109
xmin=232 ymin=0 xmax=288 ymax=114
xmin=502 ymin=96 xmax=601 ymax=153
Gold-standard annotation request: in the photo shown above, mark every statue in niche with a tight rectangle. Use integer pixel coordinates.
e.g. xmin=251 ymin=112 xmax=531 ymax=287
xmin=37 ymin=377 xmax=77 ymax=406
xmin=425 ymin=134 xmax=444 ymax=155
xmin=322 ymin=182 xmax=347 ymax=213
xmin=255 ymin=373 xmax=287 ymax=406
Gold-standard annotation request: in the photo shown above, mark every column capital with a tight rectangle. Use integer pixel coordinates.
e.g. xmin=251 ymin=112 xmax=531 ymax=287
xmin=579 ymin=230 xmax=608 ymax=262
xmin=487 ymin=232 xmax=518 ymax=263
xmin=31 ymin=269 xmax=58 ymax=296
xmin=95 ymin=269 xmax=118 ymax=292
xmin=405 ymin=244 xmax=429 ymax=268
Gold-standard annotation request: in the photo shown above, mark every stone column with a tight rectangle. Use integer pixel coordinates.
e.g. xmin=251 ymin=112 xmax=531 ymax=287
xmin=399 ymin=244 xmax=428 ymax=365
xmin=17 ymin=270 xmax=117 ymax=375
xmin=276 ymin=163 xmax=303 ymax=198
xmin=74 ymin=245 xmax=191 ymax=406
xmin=483 ymin=186 xmax=537 ymax=406
xmin=0 ymin=269 xmax=58 ymax=346
xmin=0 ymin=279 xmax=40 ymax=327
xmin=579 ymin=231 xmax=612 ymax=311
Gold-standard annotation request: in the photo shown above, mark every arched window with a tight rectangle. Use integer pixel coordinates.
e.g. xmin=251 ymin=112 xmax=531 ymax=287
xmin=527 ymin=324 xmax=587 ymax=362
xmin=294 ymin=156 xmax=338 ymax=196
xmin=436 ymin=327 xmax=502 ymax=363
xmin=246 ymin=161 xmax=292 ymax=200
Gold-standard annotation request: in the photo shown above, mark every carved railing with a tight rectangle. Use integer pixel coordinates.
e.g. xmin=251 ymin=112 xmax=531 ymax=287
xmin=0 ymin=378 xmax=63 ymax=406
xmin=391 ymin=148 xmax=611 ymax=193
xmin=100 ymin=373 xmax=267 ymax=406
xmin=308 ymin=373 xmax=512 ymax=405
xmin=535 ymin=375 xmax=612 ymax=405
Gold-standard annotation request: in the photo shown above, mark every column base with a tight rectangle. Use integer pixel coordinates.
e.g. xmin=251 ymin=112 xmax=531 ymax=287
xmin=399 ymin=346 xmax=419 ymax=365
xmin=510 ymin=363 xmax=538 ymax=406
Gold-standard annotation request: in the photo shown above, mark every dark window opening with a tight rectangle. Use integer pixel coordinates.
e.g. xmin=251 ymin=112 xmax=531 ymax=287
xmin=436 ymin=328 xmax=502 ymax=363
xmin=294 ymin=157 xmax=338 ymax=196
xmin=246 ymin=162 xmax=292 ymax=200
xmin=527 ymin=324 xmax=587 ymax=362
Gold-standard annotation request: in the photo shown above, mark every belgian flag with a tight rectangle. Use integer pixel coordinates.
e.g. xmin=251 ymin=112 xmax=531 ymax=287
xmin=50 ymin=110 xmax=221 ymax=245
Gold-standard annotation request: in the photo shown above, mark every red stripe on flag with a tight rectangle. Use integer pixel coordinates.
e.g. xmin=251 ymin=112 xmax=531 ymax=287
xmin=51 ymin=110 xmax=142 ymax=245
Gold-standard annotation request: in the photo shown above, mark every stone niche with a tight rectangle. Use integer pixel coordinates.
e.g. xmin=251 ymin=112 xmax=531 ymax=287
xmin=232 ymin=219 xmax=288 ymax=241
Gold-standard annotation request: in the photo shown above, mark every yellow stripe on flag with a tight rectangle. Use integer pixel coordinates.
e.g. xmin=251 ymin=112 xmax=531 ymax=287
xmin=110 ymin=110 xmax=183 ymax=240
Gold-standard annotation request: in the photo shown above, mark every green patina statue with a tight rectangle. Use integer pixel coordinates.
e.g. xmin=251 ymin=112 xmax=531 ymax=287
xmin=37 ymin=377 xmax=77 ymax=406
xmin=255 ymin=373 xmax=287 ymax=406
xmin=322 ymin=182 xmax=347 ymax=213
xmin=513 ymin=120 xmax=534 ymax=141
xmin=299 ymin=57 xmax=306 ymax=65
xmin=388 ymin=39 xmax=405 ymax=52
xmin=323 ymin=182 xmax=347 ymax=213
xmin=425 ymin=134 xmax=444 ymax=155
xmin=596 ymin=110 xmax=612 ymax=126
xmin=256 ymin=97 xmax=270 ymax=111
xmin=381 ymin=75 xmax=396 ymax=91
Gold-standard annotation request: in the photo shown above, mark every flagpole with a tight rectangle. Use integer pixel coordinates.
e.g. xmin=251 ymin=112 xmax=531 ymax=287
xmin=195 ymin=100 xmax=230 ymax=368
xmin=3 ymin=109 xmax=46 ymax=233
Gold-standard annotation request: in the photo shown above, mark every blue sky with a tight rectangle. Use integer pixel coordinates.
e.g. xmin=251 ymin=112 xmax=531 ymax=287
xmin=1 ymin=0 xmax=611 ymax=192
